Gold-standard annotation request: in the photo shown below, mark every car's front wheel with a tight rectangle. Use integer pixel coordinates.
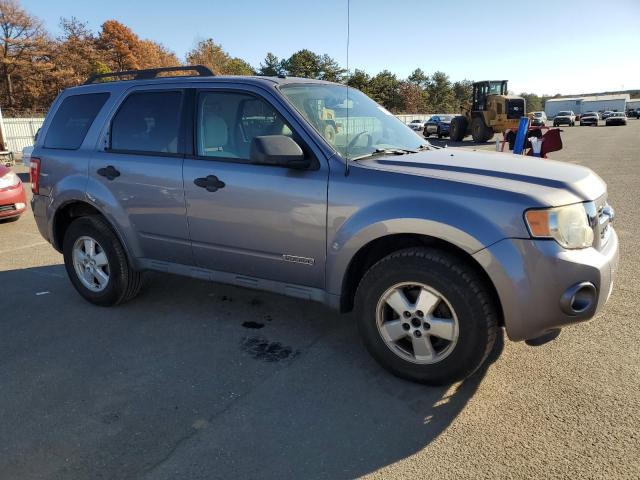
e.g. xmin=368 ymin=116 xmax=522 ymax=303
xmin=63 ymin=215 xmax=143 ymax=306
xmin=355 ymin=248 xmax=499 ymax=385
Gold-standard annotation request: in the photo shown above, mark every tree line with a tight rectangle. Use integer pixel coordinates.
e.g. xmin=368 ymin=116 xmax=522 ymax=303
xmin=0 ymin=0 xmax=550 ymax=116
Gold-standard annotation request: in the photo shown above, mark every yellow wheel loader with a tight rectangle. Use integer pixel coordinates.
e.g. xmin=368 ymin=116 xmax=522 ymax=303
xmin=449 ymin=80 xmax=527 ymax=143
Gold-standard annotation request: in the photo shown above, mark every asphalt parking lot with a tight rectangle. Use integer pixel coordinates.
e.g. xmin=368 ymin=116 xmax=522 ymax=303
xmin=1 ymin=120 xmax=639 ymax=479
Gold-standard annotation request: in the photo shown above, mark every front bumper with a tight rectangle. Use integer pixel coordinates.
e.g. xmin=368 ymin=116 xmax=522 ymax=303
xmin=473 ymin=229 xmax=619 ymax=341
xmin=0 ymin=183 xmax=27 ymax=218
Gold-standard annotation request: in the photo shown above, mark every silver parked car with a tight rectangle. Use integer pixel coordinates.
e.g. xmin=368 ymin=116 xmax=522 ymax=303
xmin=30 ymin=66 xmax=619 ymax=385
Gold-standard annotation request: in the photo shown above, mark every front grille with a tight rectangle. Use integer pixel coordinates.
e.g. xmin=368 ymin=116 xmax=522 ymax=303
xmin=507 ymin=99 xmax=525 ymax=119
xmin=590 ymin=194 xmax=613 ymax=251
xmin=0 ymin=204 xmax=17 ymax=213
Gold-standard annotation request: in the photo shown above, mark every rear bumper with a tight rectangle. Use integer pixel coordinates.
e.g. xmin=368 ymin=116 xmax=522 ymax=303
xmin=473 ymin=230 xmax=619 ymax=341
xmin=30 ymin=193 xmax=51 ymax=242
xmin=0 ymin=183 xmax=27 ymax=218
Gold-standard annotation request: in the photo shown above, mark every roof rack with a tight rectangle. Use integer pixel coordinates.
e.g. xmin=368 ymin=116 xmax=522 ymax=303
xmin=84 ymin=65 xmax=214 ymax=85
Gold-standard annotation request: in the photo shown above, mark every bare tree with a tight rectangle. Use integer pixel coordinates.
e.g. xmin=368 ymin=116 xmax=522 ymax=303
xmin=0 ymin=0 xmax=46 ymax=107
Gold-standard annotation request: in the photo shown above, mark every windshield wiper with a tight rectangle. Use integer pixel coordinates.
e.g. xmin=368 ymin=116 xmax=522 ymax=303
xmin=350 ymin=148 xmax=414 ymax=161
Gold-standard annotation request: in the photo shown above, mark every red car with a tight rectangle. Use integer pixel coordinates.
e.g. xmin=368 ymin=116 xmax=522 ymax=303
xmin=0 ymin=164 xmax=27 ymax=221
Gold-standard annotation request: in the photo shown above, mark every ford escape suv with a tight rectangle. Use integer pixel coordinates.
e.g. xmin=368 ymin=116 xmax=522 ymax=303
xmin=30 ymin=66 xmax=619 ymax=385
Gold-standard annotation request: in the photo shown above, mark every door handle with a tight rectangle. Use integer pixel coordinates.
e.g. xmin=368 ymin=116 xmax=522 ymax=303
xmin=97 ymin=165 xmax=120 ymax=181
xmin=194 ymin=175 xmax=225 ymax=192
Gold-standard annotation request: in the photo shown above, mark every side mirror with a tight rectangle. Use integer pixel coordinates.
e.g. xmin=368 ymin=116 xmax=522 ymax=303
xmin=250 ymin=135 xmax=310 ymax=170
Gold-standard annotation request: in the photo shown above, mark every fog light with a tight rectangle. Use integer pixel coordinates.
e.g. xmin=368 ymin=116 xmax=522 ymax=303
xmin=560 ymin=282 xmax=596 ymax=315
xmin=15 ymin=202 xmax=26 ymax=209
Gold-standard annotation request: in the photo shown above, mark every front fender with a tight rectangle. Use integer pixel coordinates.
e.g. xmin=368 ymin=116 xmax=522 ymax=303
xmin=325 ymin=195 xmax=519 ymax=295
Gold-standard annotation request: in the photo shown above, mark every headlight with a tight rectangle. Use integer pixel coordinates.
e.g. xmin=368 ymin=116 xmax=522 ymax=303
xmin=525 ymin=202 xmax=594 ymax=249
xmin=0 ymin=171 xmax=20 ymax=189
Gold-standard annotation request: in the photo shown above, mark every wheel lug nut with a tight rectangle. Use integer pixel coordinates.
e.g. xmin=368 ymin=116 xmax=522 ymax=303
xmin=416 ymin=310 xmax=424 ymax=317
xmin=414 ymin=330 xmax=422 ymax=337
xmin=402 ymin=323 xmax=410 ymax=331
xmin=403 ymin=311 xmax=411 ymax=318
xmin=424 ymin=323 xmax=430 ymax=330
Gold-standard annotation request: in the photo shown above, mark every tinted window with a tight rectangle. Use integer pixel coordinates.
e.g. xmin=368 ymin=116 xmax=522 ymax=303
xmin=44 ymin=93 xmax=109 ymax=149
xmin=197 ymin=91 xmax=292 ymax=160
xmin=111 ymin=91 xmax=183 ymax=154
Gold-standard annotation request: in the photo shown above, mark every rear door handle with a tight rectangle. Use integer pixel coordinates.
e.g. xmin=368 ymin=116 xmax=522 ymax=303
xmin=194 ymin=175 xmax=225 ymax=192
xmin=97 ymin=165 xmax=120 ymax=181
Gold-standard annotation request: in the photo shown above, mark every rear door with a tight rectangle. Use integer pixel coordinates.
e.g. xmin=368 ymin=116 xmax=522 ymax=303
xmin=182 ymin=86 xmax=328 ymax=289
xmin=90 ymin=87 xmax=191 ymax=265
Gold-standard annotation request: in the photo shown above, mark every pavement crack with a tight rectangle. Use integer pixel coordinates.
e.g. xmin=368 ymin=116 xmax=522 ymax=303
xmin=142 ymin=329 xmax=330 ymax=476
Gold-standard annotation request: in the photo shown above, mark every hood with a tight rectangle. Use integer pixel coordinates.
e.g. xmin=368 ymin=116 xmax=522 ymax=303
xmin=354 ymin=147 xmax=606 ymax=206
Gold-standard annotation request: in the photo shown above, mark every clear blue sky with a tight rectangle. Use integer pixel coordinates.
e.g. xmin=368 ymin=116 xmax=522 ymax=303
xmin=24 ymin=0 xmax=640 ymax=95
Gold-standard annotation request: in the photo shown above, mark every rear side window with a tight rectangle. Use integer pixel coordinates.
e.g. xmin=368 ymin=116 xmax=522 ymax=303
xmin=44 ymin=93 xmax=109 ymax=149
xmin=110 ymin=91 xmax=183 ymax=154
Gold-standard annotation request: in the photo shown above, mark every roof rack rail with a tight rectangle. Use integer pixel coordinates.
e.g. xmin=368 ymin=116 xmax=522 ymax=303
xmin=84 ymin=65 xmax=214 ymax=85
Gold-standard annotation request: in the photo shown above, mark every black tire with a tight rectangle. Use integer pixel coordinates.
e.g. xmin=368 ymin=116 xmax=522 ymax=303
xmin=354 ymin=247 xmax=499 ymax=385
xmin=323 ymin=124 xmax=336 ymax=145
xmin=471 ymin=117 xmax=492 ymax=142
xmin=449 ymin=116 xmax=467 ymax=142
xmin=63 ymin=215 xmax=143 ymax=306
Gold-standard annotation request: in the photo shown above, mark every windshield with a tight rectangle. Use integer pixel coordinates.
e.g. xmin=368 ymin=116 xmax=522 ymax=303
xmin=439 ymin=115 xmax=453 ymax=121
xmin=280 ymin=84 xmax=426 ymax=159
xmin=533 ymin=112 xmax=543 ymax=117
xmin=584 ymin=112 xmax=596 ymax=117
xmin=558 ymin=111 xmax=572 ymax=116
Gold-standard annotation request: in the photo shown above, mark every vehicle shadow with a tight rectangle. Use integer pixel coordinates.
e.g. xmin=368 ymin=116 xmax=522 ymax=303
xmin=0 ymin=264 xmax=504 ymax=479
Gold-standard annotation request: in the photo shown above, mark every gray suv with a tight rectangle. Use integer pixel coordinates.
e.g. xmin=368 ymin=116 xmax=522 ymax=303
xmin=30 ymin=66 xmax=619 ymax=385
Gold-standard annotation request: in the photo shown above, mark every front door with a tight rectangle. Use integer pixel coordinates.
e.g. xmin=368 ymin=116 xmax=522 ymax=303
xmin=183 ymin=88 xmax=328 ymax=288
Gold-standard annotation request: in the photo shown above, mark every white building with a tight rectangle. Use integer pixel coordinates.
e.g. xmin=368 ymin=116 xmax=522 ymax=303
xmin=582 ymin=94 xmax=629 ymax=114
xmin=545 ymin=94 xmax=630 ymax=117
xmin=627 ymin=99 xmax=640 ymax=111
xmin=544 ymin=97 xmax=583 ymax=118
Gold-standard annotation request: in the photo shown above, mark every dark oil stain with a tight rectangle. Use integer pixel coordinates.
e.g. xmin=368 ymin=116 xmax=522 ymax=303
xmin=241 ymin=336 xmax=300 ymax=362
xmin=101 ymin=412 xmax=120 ymax=424
xmin=263 ymin=314 xmax=272 ymax=322
xmin=249 ymin=298 xmax=263 ymax=307
xmin=242 ymin=321 xmax=265 ymax=329
xmin=221 ymin=295 xmax=233 ymax=302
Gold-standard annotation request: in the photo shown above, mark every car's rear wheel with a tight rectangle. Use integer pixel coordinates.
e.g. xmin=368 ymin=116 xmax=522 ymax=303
xmin=354 ymin=248 xmax=499 ymax=385
xmin=63 ymin=215 xmax=143 ymax=306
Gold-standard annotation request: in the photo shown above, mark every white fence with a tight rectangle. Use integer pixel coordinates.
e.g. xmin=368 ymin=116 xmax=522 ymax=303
xmin=395 ymin=114 xmax=432 ymax=125
xmin=2 ymin=117 xmax=44 ymax=152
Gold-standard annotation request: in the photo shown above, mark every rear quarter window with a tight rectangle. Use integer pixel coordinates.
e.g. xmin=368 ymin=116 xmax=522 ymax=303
xmin=44 ymin=93 xmax=109 ymax=149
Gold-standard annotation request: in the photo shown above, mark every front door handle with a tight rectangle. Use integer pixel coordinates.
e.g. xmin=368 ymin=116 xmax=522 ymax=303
xmin=97 ymin=165 xmax=120 ymax=181
xmin=194 ymin=175 xmax=225 ymax=192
